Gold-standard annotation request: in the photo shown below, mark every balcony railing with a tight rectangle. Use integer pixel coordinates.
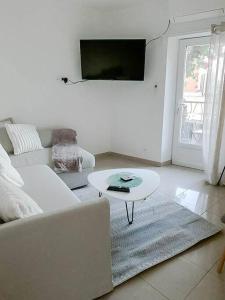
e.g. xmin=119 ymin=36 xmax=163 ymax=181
xmin=180 ymin=100 xmax=204 ymax=147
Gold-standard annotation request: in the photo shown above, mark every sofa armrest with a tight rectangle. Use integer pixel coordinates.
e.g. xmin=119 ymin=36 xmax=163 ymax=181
xmin=0 ymin=198 xmax=113 ymax=300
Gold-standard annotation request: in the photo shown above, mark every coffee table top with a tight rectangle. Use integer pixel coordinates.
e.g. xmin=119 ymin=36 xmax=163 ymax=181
xmin=88 ymin=168 xmax=160 ymax=202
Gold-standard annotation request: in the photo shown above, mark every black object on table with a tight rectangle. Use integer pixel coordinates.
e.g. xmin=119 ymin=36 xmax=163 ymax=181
xmin=107 ymin=185 xmax=130 ymax=193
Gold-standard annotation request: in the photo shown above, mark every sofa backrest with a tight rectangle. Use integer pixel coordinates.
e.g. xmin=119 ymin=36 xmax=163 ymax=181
xmin=10 ymin=147 xmax=54 ymax=169
xmin=0 ymin=127 xmax=14 ymax=153
xmin=0 ymin=127 xmax=53 ymax=153
xmin=38 ymin=128 xmax=53 ymax=148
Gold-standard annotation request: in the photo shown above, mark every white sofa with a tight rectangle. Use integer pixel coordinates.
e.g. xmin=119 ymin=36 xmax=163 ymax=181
xmin=0 ymin=164 xmax=113 ymax=300
xmin=10 ymin=146 xmax=95 ymax=189
xmin=0 ymin=127 xmax=95 ymax=189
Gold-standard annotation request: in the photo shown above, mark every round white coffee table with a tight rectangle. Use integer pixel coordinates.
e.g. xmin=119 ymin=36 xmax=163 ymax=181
xmin=88 ymin=168 xmax=160 ymax=224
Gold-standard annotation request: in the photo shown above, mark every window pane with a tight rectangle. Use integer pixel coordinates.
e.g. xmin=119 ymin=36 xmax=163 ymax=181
xmin=180 ymin=44 xmax=209 ymax=146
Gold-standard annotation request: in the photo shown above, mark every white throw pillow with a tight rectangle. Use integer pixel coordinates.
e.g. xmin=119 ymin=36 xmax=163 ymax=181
xmin=6 ymin=124 xmax=43 ymax=155
xmin=0 ymin=144 xmax=24 ymax=187
xmin=0 ymin=177 xmax=43 ymax=222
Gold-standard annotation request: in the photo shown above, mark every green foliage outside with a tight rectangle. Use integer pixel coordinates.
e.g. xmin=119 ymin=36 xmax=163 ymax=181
xmin=185 ymin=45 xmax=209 ymax=80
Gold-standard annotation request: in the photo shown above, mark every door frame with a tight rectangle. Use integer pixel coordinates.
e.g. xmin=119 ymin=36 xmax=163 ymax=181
xmin=172 ymin=36 xmax=210 ymax=170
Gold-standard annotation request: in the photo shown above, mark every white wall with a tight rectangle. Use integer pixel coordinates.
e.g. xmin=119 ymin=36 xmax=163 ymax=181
xmin=0 ymin=0 xmax=111 ymax=154
xmin=99 ymin=1 xmax=225 ymax=163
xmin=1 ymin=0 xmax=225 ymax=162
xmin=96 ymin=0 xmax=170 ymax=162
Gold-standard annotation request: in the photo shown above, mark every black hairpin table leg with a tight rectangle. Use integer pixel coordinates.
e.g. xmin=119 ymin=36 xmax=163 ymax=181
xmin=125 ymin=202 xmax=134 ymax=225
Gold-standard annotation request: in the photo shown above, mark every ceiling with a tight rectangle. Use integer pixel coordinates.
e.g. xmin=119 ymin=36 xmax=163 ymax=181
xmin=78 ymin=0 xmax=225 ymax=15
xmin=78 ymin=0 xmax=157 ymax=10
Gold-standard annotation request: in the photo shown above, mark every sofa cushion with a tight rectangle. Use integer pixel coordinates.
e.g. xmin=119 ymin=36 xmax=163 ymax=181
xmin=10 ymin=147 xmax=95 ymax=170
xmin=0 ymin=145 xmax=24 ymax=187
xmin=10 ymin=148 xmax=52 ymax=168
xmin=6 ymin=124 xmax=43 ymax=155
xmin=0 ymin=176 xmax=43 ymax=222
xmin=80 ymin=148 xmax=95 ymax=169
xmin=0 ymin=127 xmax=14 ymax=153
xmin=0 ymin=117 xmax=13 ymax=127
xmin=0 ymin=127 xmax=52 ymax=154
xmin=18 ymin=165 xmax=80 ymax=212
xmin=38 ymin=128 xmax=53 ymax=148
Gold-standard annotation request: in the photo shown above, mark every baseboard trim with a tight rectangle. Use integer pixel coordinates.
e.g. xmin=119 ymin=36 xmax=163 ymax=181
xmin=161 ymin=159 xmax=172 ymax=166
xmin=95 ymin=152 xmax=172 ymax=167
xmin=95 ymin=152 xmax=112 ymax=159
xmin=172 ymin=160 xmax=203 ymax=171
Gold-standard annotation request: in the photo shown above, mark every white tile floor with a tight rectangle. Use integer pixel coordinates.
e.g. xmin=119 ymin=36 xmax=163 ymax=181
xmin=95 ymin=155 xmax=225 ymax=300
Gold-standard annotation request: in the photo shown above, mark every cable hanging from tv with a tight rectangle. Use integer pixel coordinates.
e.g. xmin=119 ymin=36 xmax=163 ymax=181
xmin=146 ymin=19 xmax=171 ymax=47
xmin=60 ymin=23 xmax=170 ymax=85
xmin=61 ymin=77 xmax=88 ymax=85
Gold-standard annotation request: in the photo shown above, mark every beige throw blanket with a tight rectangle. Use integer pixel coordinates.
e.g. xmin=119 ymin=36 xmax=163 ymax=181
xmin=52 ymin=129 xmax=83 ymax=173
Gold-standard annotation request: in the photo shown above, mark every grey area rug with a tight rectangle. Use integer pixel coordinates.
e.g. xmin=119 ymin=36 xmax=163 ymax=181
xmin=73 ymin=186 xmax=221 ymax=286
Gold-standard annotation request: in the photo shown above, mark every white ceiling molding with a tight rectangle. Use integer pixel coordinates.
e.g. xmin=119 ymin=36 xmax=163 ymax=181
xmin=172 ymin=8 xmax=225 ymax=23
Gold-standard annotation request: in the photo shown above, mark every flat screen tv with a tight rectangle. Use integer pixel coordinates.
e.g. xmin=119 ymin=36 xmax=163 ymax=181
xmin=80 ymin=39 xmax=146 ymax=81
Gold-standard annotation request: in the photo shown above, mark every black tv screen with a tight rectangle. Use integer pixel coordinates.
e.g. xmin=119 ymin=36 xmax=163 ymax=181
xmin=80 ymin=39 xmax=146 ymax=81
